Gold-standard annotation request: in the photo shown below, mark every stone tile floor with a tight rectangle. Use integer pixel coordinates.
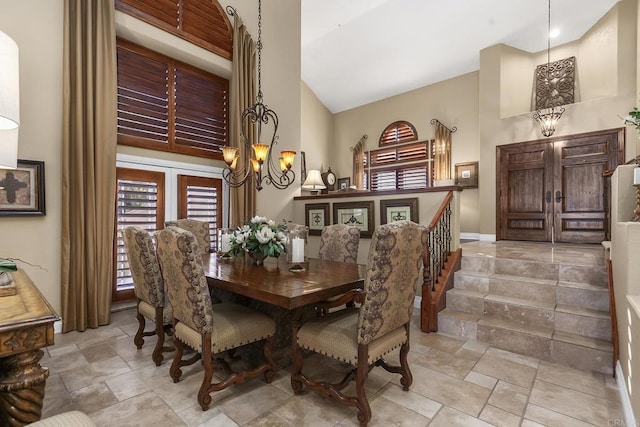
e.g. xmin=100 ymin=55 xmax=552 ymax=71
xmin=41 ymin=309 xmax=624 ymax=426
xmin=40 ymin=241 xmax=624 ymax=426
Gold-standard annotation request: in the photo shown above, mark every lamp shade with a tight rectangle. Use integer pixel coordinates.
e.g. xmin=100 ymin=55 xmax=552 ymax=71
xmin=0 ymin=31 xmax=19 ymax=130
xmin=302 ymin=169 xmax=326 ymax=191
xmin=0 ymin=128 xmax=19 ymax=169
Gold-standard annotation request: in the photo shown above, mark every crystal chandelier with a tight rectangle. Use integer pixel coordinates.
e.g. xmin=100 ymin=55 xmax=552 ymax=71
xmin=222 ymin=0 xmax=296 ymax=191
xmin=533 ymin=0 xmax=565 ymax=138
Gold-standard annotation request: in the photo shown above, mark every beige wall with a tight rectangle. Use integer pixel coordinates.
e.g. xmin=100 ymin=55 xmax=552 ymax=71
xmin=301 ymin=81 xmax=333 ymax=173
xmin=0 ymin=0 xmax=63 ymax=313
xmin=478 ymin=0 xmax=637 ymax=236
xmin=0 ymin=0 xmax=301 ymax=315
xmin=331 ymin=72 xmax=481 ymax=234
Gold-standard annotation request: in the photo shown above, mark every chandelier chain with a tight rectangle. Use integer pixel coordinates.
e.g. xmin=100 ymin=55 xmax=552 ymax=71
xmin=257 ymin=0 xmax=263 ymax=102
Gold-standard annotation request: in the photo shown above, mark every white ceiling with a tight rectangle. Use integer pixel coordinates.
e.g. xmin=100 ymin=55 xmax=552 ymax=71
xmin=301 ymin=0 xmax=619 ymax=113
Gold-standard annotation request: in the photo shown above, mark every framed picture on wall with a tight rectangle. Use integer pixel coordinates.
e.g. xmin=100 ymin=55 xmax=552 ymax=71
xmin=380 ymin=198 xmax=418 ymax=224
xmin=305 ymin=203 xmax=329 ymax=235
xmin=337 ymin=177 xmax=350 ymax=190
xmin=0 ymin=159 xmax=46 ymax=216
xmin=333 ymin=201 xmax=374 ymax=238
xmin=455 ymin=161 xmax=479 ymax=188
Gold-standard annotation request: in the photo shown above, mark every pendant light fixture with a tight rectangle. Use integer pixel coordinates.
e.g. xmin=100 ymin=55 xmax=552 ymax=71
xmin=533 ymin=0 xmax=564 ymax=138
xmin=222 ymin=0 xmax=295 ymax=191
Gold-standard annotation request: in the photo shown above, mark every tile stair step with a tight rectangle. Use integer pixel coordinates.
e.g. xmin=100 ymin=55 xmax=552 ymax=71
xmin=446 ymin=288 xmax=486 ymax=315
xmin=554 ymin=304 xmax=612 ymax=341
xmin=489 ymin=274 xmax=557 ymax=304
xmin=437 ymin=309 xmax=482 ymax=340
xmin=494 ymin=258 xmax=558 ymax=281
xmin=476 ymin=315 xmax=553 ymax=359
xmin=483 ymin=294 xmax=555 ymax=329
xmin=460 ymin=255 xmax=496 ymax=274
xmin=551 ymin=330 xmax=614 ymax=375
xmin=556 ymin=280 xmax=610 ymax=312
xmin=558 ymin=264 xmax=608 ymax=287
xmin=453 ymin=270 xmax=491 ymax=293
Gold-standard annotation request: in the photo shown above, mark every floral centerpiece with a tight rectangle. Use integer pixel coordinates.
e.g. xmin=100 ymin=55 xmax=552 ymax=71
xmin=229 ymin=216 xmax=287 ymax=265
xmin=623 ymin=107 xmax=640 ymax=130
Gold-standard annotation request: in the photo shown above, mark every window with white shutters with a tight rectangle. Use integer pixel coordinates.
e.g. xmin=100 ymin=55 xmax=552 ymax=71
xmin=114 ymin=168 xmax=165 ymax=302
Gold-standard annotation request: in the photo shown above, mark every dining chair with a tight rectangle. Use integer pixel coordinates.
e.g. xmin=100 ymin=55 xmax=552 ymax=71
xmin=318 ymin=223 xmax=360 ymax=263
xmin=165 ymin=218 xmax=211 ymax=256
xmin=122 ymin=226 xmax=174 ymax=366
xmin=156 ymin=226 xmax=276 ymax=411
xmin=291 ymin=220 xmax=427 ymax=426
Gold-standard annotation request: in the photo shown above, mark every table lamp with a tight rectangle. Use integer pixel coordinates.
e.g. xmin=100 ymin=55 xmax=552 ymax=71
xmin=302 ymin=169 xmax=326 ymax=195
xmin=0 ymin=31 xmax=19 ymax=169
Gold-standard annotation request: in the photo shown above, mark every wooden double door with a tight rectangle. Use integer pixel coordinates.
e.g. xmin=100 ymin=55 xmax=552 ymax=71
xmin=497 ymin=129 xmax=624 ymax=244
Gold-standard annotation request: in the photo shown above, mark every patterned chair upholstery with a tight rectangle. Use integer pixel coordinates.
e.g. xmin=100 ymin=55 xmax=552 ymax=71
xmin=122 ymin=226 xmax=173 ymax=366
xmin=30 ymin=411 xmax=95 ymax=426
xmin=291 ymin=220 xmax=427 ymax=425
xmin=318 ymin=224 xmax=360 ymax=263
xmin=156 ymin=226 xmax=276 ymax=411
xmin=165 ymin=219 xmax=211 ymax=256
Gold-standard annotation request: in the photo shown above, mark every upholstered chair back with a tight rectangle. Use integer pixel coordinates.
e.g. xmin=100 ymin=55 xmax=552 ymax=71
xmin=122 ymin=226 xmax=167 ymax=310
xmin=156 ymin=226 xmax=214 ymax=334
xmin=165 ymin=219 xmax=211 ymax=255
xmin=357 ymin=220 xmax=426 ymax=345
xmin=318 ymin=224 xmax=360 ymax=263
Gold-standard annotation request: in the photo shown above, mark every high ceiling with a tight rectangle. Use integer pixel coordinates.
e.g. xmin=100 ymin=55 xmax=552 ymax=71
xmin=302 ymin=0 xmax=619 ymax=113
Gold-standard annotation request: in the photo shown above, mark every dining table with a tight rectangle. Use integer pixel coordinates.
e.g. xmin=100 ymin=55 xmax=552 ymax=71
xmin=202 ymin=254 xmax=367 ymax=367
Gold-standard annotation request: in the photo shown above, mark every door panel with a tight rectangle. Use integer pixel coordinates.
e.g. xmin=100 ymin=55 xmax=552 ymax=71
xmin=497 ymin=129 xmax=623 ymax=244
xmin=498 ymin=141 xmax=553 ymax=241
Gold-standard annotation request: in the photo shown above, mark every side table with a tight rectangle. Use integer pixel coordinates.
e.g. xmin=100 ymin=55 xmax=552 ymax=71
xmin=0 ymin=269 xmax=59 ymax=426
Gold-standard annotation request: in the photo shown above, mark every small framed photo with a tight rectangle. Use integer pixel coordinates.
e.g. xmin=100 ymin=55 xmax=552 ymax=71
xmin=0 ymin=159 xmax=46 ymax=216
xmin=380 ymin=198 xmax=419 ymax=224
xmin=305 ymin=203 xmax=329 ymax=236
xmin=337 ymin=177 xmax=350 ymax=190
xmin=333 ymin=201 xmax=374 ymax=238
xmin=455 ymin=161 xmax=479 ymax=188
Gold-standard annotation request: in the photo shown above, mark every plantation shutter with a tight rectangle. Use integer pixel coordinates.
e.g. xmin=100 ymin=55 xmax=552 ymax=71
xmin=115 ymin=0 xmax=233 ymax=60
xmin=114 ymin=168 xmax=165 ymax=302
xmin=367 ymin=141 xmax=432 ymax=190
xmin=177 ymin=175 xmax=222 ymax=253
xmin=379 ymin=121 xmax=418 ymax=146
xmin=117 ymin=42 xmax=169 ymax=146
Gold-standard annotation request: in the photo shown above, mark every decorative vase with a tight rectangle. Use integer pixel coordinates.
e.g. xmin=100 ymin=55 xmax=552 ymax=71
xmin=249 ymin=252 xmax=267 ymax=266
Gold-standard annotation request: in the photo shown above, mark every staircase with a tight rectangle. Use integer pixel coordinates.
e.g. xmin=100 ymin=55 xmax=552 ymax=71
xmin=438 ymin=251 xmax=613 ymax=374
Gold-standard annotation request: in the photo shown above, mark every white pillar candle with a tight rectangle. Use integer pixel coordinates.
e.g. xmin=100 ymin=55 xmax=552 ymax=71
xmin=221 ymin=234 xmax=232 ymax=253
xmin=292 ymin=237 xmax=304 ymax=263
xmin=634 ymin=167 xmax=640 ymax=185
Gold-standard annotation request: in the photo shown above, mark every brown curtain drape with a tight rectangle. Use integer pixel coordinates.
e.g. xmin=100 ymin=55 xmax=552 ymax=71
xmin=434 ymin=121 xmax=452 ymax=180
xmin=61 ymin=0 xmax=117 ymax=332
xmin=352 ymin=134 xmax=367 ymax=190
xmin=229 ymin=13 xmax=257 ymax=227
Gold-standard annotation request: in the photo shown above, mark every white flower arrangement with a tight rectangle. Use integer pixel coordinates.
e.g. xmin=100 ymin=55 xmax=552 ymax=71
xmin=229 ymin=216 xmax=287 ymax=258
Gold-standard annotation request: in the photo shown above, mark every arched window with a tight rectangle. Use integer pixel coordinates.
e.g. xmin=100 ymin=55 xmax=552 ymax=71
xmin=379 ymin=121 xmax=418 ymax=146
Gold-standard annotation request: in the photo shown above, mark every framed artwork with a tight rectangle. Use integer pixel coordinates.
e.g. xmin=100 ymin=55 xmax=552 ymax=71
xmin=333 ymin=201 xmax=374 ymax=238
xmin=305 ymin=203 xmax=329 ymax=236
xmin=380 ymin=198 xmax=418 ymax=224
xmin=455 ymin=161 xmax=479 ymax=188
xmin=0 ymin=160 xmax=46 ymax=216
xmin=337 ymin=177 xmax=350 ymax=190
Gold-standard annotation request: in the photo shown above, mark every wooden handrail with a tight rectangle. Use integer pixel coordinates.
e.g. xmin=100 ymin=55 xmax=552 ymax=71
xmin=428 ymin=191 xmax=453 ymax=230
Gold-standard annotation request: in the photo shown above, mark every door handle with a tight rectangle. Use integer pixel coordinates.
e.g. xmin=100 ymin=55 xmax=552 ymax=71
xmin=546 ymin=191 xmax=551 ymax=203
xmin=555 ymin=191 xmax=564 ymax=203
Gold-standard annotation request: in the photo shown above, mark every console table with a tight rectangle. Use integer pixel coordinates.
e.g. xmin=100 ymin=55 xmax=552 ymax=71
xmin=0 ymin=269 xmax=58 ymax=426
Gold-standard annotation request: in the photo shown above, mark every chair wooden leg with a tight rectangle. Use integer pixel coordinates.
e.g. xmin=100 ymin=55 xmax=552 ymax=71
xmin=198 ymin=333 xmax=214 ymax=411
xmin=134 ymin=309 xmax=145 ymax=349
xmin=290 ymin=335 xmax=304 ymax=394
xmin=263 ymin=336 xmax=275 ymax=384
xmin=398 ymin=340 xmax=412 ymax=390
xmin=151 ymin=308 xmax=174 ymax=366
xmin=355 ymin=344 xmax=371 ymax=426
xmin=170 ymin=335 xmax=185 ymax=383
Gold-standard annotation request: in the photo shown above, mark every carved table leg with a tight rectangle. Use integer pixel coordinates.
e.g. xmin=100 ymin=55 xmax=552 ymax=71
xmin=0 ymin=349 xmax=49 ymax=426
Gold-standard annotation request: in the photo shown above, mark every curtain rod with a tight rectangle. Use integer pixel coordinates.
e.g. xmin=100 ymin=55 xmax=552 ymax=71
xmin=226 ymin=5 xmax=242 ymax=20
xmin=430 ymin=119 xmax=457 ymax=133
xmin=349 ymin=134 xmax=368 ymax=152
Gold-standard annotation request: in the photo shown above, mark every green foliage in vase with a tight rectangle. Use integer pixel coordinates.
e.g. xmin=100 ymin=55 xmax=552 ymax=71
xmin=622 ymin=107 xmax=640 ymax=130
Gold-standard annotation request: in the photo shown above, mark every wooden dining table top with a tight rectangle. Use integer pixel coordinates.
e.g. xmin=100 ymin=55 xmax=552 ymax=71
xmin=203 ymin=254 xmax=366 ymax=310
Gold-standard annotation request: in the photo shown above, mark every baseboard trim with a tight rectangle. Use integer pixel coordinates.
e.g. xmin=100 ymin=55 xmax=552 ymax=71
xmin=616 ymin=361 xmax=636 ymax=427
xmin=54 ymin=319 xmax=62 ymax=334
xmin=460 ymin=232 xmax=479 ymax=240
xmin=479 ymin=234 xmax=496 ymax=242
xmin=414 ymin=295 xmax=421 ymax=309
